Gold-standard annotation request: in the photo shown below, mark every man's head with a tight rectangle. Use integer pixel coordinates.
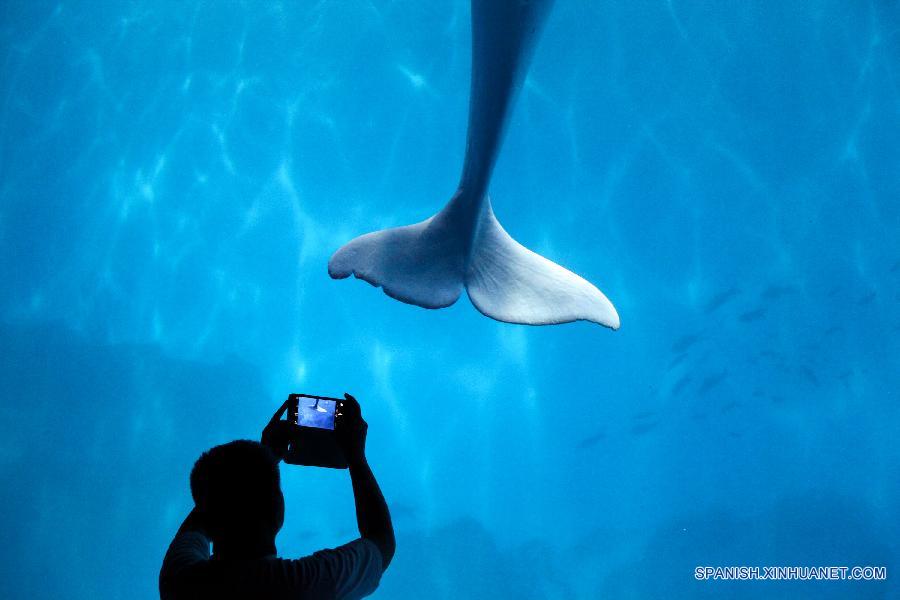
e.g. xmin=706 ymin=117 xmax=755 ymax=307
xmin=190 ymin=440 xmax=284 ymax=552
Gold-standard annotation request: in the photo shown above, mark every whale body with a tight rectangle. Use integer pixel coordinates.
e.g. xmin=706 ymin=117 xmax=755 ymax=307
xmin=329 ymin=0 xmax=619 ymax=329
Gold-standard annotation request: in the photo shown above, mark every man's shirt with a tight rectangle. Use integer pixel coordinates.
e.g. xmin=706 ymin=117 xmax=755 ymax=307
xmin=159 ymin=530 xmax=383 ymax=600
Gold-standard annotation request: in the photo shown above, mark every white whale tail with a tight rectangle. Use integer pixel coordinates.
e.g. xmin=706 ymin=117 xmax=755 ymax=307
xmin=326 ymin=2 xmax=620 ymax=329
xmin=327 ymin=212 xmax=467 ymax=310
xmin=466 ymin=202 xmax=620 ymax=328
xmin=328 ymin=198 xmax=620 ymax=329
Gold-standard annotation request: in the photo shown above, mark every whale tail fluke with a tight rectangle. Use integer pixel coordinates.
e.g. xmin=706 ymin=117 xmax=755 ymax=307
xmin=329 ymin=197 xmax=619 ymax=329
xmin=327 ymin=213 xmax=468 ymax=309
xmin=328 ymin=199 xmax=619 ymax=329
xmin=465 ymin=202 xmax=619 ymax=328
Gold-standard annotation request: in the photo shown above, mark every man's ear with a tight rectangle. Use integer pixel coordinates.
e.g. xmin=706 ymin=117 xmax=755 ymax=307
xmin=273 ymin=490 xmax=286 ymax=533
xmin=193 ymin=504 xmax=219 ymax=539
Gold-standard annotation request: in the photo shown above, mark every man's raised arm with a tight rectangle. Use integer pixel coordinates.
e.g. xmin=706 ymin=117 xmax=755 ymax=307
xmin=337 ymin=394 xmax=396 ymax=570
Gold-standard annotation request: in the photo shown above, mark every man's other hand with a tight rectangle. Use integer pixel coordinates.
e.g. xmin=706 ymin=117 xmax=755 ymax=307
xmin=336 ymin=393 xmax=367 ymax=464
xmin=261 ymin=399 xmax=301 ymax=461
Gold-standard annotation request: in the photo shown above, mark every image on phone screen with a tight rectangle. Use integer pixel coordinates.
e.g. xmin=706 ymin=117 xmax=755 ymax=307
xmin=297 ymin=397 xmax=336 ymax=430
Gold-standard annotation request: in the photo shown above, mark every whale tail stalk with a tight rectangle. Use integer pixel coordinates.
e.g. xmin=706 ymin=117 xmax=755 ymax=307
xmin=328 ymin=198 xmax=620 ymax=329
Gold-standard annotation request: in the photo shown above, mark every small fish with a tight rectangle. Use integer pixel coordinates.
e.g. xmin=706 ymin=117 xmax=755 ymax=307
xmin=672 ymin=334 xmax=701 ymax=353
xmin=798 ymin=365 xmax=820 ymax=387
xmin=857 ymin=292 xmax=877 ymax=306
xmin=739 ymin=308 xmax=766 ymax=323
xmin=577 ymin=431 xmax=606 ymax=449
xmin=390 ymin=502 xmax=419 ymax=519
xmin=823 ymin=325 xmax=843 ymax=336
xmin=697 ymin=370 xmax=728 ymax=396
xmin=704 ymin=288 xmax=739 ymax=313
xmin=667 ymin=352 xmax=689 ymax=371
xmin=890 ymin=260 xmax=900 ymax=273
xmin=633 ymin=411 xmax=656 ymax=421
xmin=671 ymin=374 xmax=693 ymax=396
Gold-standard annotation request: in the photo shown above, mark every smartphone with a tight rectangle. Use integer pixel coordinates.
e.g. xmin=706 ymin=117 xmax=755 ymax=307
xmin=289 ymin=394 xmax=341 ymax=430
xmin=285 ymin=394 xmax=348 ymax=469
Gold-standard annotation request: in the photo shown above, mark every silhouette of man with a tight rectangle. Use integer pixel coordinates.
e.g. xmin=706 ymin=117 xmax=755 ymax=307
xmin=159 ymin=394 xmax=394 ymax=599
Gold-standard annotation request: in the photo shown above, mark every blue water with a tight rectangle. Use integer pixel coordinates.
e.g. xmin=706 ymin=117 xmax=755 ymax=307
xmin=2 ymin=1 xmax=899 ymax=598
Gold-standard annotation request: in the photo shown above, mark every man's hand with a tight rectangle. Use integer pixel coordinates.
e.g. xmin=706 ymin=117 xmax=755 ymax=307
xmin=336 ymin=393 xmax=367 ymax=466
xmin=261 ymin=398 xmax=302 ymax=461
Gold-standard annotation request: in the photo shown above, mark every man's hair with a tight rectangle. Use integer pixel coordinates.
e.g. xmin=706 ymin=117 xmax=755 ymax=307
xmin=190 ymin=440 xmax=283 ymax=543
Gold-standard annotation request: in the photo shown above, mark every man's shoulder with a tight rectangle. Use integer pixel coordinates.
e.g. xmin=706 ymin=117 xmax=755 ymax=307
xmin=164 ymin=540 xmax=382 ymax=599
xmin=283 ymin=538 xmax=383 ymax=598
